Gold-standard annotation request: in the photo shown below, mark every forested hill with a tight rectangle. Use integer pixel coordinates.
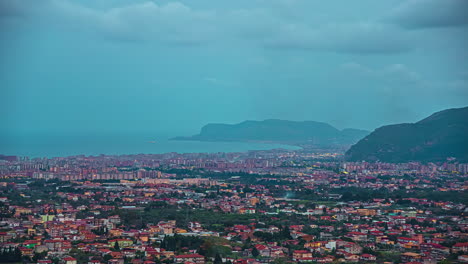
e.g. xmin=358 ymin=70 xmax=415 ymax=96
xmin=346 ymin=106 xmax=468 ymax=162
xmin=174 ymin=119 xmax=369 ymax=146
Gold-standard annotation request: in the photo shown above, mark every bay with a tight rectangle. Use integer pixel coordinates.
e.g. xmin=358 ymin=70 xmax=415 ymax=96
xmin=0 ymin=132 xmax=300 ymax=158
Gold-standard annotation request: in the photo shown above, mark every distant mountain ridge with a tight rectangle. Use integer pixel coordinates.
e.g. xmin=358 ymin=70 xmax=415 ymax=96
xmin=173 ymin=119 xmax=369 ymax=146
xmin=346 ymin=106 xmax=468 ymax=162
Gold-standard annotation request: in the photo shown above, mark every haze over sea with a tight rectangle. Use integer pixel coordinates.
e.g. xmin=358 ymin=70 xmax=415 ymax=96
xmin=0 ymin=132 xmax=300 ymax=158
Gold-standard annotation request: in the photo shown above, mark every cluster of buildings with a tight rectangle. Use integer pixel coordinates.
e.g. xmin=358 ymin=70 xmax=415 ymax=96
xmin=2 ymin=151 xmax=468 ymax=181
xmin=0 ymin=150 xmax=466 ymax=263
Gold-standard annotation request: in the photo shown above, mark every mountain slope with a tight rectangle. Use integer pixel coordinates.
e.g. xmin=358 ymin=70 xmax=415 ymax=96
xmin=173 ymin=119 xmax=369 ymax=146
xmin=345 ymin=106 xmax=468 ymax=162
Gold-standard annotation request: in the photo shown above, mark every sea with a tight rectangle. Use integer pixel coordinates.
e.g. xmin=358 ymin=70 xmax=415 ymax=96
xmin=0 ymin=132 xmax=300 ymax=158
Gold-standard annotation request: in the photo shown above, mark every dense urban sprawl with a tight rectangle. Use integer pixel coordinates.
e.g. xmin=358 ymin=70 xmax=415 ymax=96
xmin=0 ymin=150 xmax=467 ymax=264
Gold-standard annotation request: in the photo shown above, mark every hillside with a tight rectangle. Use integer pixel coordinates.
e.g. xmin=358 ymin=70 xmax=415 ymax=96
xmin=173 ymin=119 xmax=369 ymax=146
xmin=345 ymin=106 xmax=468 ymax=162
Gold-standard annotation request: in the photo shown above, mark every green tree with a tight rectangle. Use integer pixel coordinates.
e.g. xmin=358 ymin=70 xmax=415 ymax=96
xmin=214 ymin=253 xmax=223 ymax=264
xmin=252 ymin=247 xmax=260 ymax=257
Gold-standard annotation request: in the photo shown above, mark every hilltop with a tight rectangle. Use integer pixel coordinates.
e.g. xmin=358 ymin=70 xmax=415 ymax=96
xmin=346 ymin=106 xmax=468 ymax=162
xmin=173 ymin=119 xmax=369 ymax=146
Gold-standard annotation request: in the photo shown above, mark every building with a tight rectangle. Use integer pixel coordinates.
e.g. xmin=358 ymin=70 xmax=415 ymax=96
xmin=174 ymin=254 xmax=205 ymax=264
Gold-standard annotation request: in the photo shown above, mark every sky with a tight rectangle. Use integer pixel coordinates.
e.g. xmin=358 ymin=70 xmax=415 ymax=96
xmin=1 ymin=0 xmax=468 ymax=137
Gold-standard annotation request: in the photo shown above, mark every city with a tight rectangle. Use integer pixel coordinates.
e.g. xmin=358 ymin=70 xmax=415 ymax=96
xmin=0 ymin=150 xmax=466 ymax=263
xmin=1 ymin=0 xmax=467 ymax=263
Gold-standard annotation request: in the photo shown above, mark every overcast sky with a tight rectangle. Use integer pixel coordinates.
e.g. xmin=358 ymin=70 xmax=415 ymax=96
xmin=1 ymin=0 xmax=467 ymax=136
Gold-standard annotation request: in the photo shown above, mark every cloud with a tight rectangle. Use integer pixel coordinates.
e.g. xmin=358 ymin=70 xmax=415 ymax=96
xmin=203 ymin=77 xmax=238 ymax=87
xmin=338 ymin=62 xmax=468 ymax=126
xmin=97 ymin=2 xmax=216 ymax=43
xmin=339 ymin=61 xmax=468 ymax=105
xmin=458 ymin=70 xmax=468 ymax=80
xmin=0 ymin=0 xmax=47 ymax=18
xmin=340 ymin=62 xmax=421 ymax=83
xmin=4 ymin=0 xmax=217 ymax=44
xmin=265 ymin=22 xmax=412 ymax=54
xmin=2 ymin=0 xmax=412 ymax=54
xmin=388 ymin=0 xmax=468 ymax=29
xmin=0 ymin=0 xmax=28 ymax=17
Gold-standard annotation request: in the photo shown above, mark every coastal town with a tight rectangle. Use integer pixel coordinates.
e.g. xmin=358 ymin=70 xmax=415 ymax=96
xmin=2 ymin=0 xmax=468 ymax=263
xmin=0 ymin=150 xmax=466 ymax=264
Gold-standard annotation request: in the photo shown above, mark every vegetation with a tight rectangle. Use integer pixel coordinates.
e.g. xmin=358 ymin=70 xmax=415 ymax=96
xmin=346 ymin=106 xmax=468 ymax=162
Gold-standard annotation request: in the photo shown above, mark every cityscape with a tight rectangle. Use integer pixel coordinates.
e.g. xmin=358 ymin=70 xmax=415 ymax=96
xmin=1 ymin=0 xmax=468 ymax=263
xmin=0 ymin=147 xmax=467 ymax=263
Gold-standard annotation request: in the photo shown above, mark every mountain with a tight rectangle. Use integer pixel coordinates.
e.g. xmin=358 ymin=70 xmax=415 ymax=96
xmin=346 ymin=106 xmax=468 ymax=162
xmin=173 ymin=119 xmax=369 ymax=146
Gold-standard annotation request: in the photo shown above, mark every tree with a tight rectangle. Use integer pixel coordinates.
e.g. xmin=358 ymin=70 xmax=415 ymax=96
xmin=33 ymin=251 xmax=48 ymax=262
xmin=252 ymin=247 xmax=260 ymax=257
xmin=114 ymin=241 xmax=120 ymax=251
xmin=281 ymin=226 xmax=292 ymax=240
xmin=214 ymin=253 xmax=222 ymax=264
xmin=136 ymin=250 xmax=145 ymax=259
xmin=362 ymin=247 xmax=375 ymax=255
xmin=438 ymin=260 xmax=452 ymax=264
xmin=272 ymin=258 xmax=288 ymax=264
xmin=0 ymin=247 xmax=22 ymax=262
